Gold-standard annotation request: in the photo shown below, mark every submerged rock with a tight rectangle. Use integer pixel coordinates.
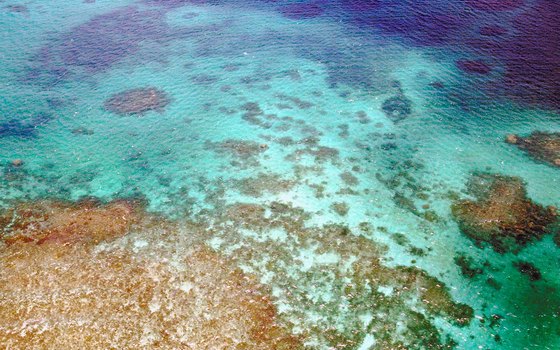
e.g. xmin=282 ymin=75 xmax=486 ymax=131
xmin=451 ymin=173 xmax=557 ymax=252
xmin=505 ymin=131 xmax=560 ymax=167
xmin=10 ymin=159 xmax=23 ymax=167
xmin=104 ymin=87 xmax=170 ymax=116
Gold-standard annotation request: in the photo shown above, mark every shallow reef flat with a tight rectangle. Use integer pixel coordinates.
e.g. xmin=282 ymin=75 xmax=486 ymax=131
xmin=0 ymin=197 xmax=474 ymax=349
xmin=0 ymin=199 xmax=300 ymax=349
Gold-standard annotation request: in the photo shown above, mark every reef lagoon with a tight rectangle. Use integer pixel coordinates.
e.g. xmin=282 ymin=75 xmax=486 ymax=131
xmin=0 ymin=1 xmax=559 ymax=349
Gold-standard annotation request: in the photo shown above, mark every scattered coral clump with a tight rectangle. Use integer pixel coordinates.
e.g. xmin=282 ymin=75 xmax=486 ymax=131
xmin=452 ymin=173 xmax=557 ymax=252
xmin=505 ymin=132 xmax=560 ymax=167
xmin=211 ymin=202 xmax=474 ymax=348
xmin=0 ymin=200 xmax=300 ymax=349
xmin=104 ymin=87 xmax=170 ymax=116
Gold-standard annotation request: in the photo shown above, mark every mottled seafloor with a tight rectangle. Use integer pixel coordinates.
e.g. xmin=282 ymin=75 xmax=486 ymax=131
xmin=0 ymin=0 xmax=559 ymax=349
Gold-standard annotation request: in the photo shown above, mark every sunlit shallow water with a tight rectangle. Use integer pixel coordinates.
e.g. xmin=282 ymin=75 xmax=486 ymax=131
xmin=0 ymin=1 xmax=559 ymax=349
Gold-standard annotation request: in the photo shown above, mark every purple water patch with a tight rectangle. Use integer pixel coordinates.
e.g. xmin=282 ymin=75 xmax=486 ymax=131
xmin=498 ymin=1 xmax=560 ymax=109
xmin=280 ymin=2 xmax=324 ymax=20
xmin=456 ymin=59 xmax=492 ymax=74
xmin=362 ymin=1 xmax=475 ymax=46
xmin=467 ymin=0 xmax=524 ymax=11
xmin=341 ymin=0 xmax=380 ymax=12
xmin=142 ymin=0 xmax=210 ymax=8
xmin=479 ymin=25 xmax=508 ymax=36
xmin=25 ymin=6 xmax=173 ymax=84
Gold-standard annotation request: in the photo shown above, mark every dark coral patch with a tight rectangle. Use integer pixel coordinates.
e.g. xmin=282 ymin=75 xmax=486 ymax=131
xmin=5 ymin=4 xmax=29 ymax=13
xmin=0 ymin=113 xmax=53 ymax=139
xmin=451 ymin=173 xmax=557 ymax=253
xmin=505 ymin=132 xmax=560 ymax=167
xmin=382 ymin=94 xmax=413 ymax=122
xmin=456 ymin=59 xmax=492 ymax=74
xmin=104 ymin=87 xmax=170 ymax=116
xmin=280 ymin=3 xmax=324 ymax=20
xmin=513 ymin=261 xmax=542 ymax=281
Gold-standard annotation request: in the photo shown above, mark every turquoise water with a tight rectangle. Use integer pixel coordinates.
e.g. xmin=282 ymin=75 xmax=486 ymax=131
xmin=1 ymin=1 xmax=559 ymax=349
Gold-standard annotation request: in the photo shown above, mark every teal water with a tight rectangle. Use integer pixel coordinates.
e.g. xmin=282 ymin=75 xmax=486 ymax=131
xmin=1 ymin=1 xmax=559 ymax=349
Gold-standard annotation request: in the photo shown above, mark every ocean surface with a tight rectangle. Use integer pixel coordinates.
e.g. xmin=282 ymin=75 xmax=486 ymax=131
xmin=0 ymin=0 xmax=559 ymax=349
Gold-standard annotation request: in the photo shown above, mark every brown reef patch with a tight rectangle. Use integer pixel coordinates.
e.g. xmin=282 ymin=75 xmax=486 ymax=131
xmin=234 ymin=173 xmax=295 ymax=197
xmin=451 ymin=173 xmax=557 ymax=252
xmin=104 ymin=87 xmax=170 ymax=116
xmin=0 ymin=198 xmax=141 ymax=246
xmin=505 ymin=132 xmax=560 ymax=167
xmin=205 ymin=139 xmax=268 ymax=168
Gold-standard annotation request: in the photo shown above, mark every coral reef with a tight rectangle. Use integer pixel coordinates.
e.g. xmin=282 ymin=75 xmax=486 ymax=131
xmin=234 ymin=173 xmax=295 ymax=197
xmin=0 ymin=113 xmax=53 ymax=138
xmin=505 ymin=132 xmax=560 ymax=167
xmin=0 ymin=186 xmax=476 ymax=350
xmin=330 ymin=201 xmax=349 ymax=216
xmin=454 ymin=254 xmax=483 ymax=278
xmin=451 ymin=173 xmax=557 ymax=252
xmin=104 ymin=87 xmax=170 ymax=116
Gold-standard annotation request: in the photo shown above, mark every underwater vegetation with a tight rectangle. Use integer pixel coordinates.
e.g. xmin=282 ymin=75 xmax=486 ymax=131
xmin=506 ymin=132 xmax=560 ymax=167
xmin=451 ymin=173 xmax=557 ymax=253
